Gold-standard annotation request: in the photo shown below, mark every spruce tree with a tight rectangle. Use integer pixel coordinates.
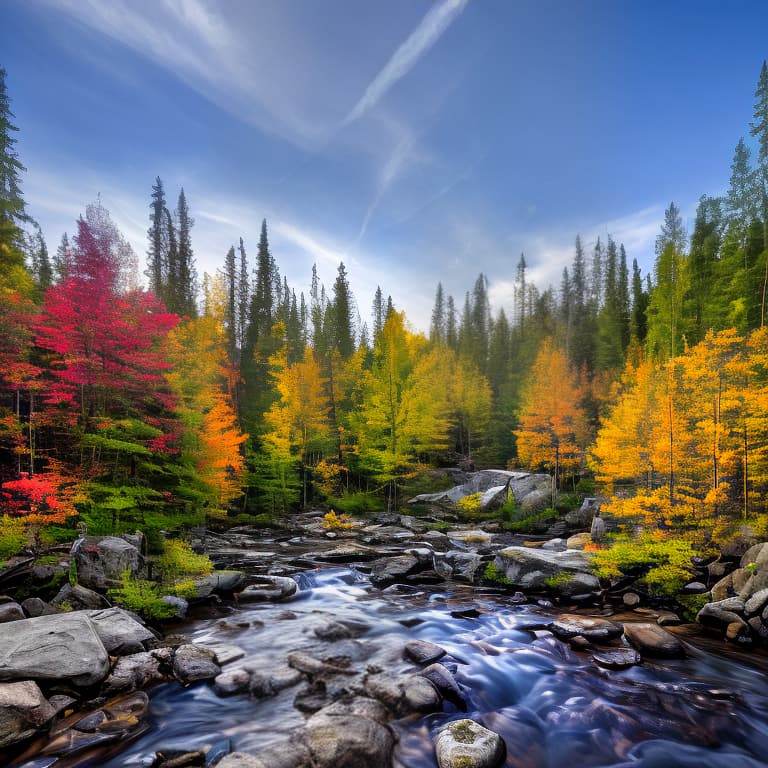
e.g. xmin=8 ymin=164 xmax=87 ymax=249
xmin=618 ymin=244 xmax=631 ymax=352
xmin=446 ymin=295 xmax=458 ymax=349
xmin=686 ymin=195 xmax=722 ymax=342
xmin=514 ymin=254 xmax=527 ymax=328
xmin=751 ymin=60 xmax=768 ymax=244
xmin=175 ymin=188 xmax=197 ymax=317
xmin=237 ymin=237 xmax=249 ymax=350
xmin=146 ymin=177 xmax=167 ymax=299
xmin=164 ymin=207 xmax=179 ymax=310
xmin=223 ymin=245 xmax=237 ymax=361
xmin=631 ymin=258 xmax=648 ymax=345
xmin=430 ymin=282 xmax=445 ymax=344
xmin=330 ymin=262 xmax=355 ymax=358
xmin=53 ymin=232 xmax=71 ymax=284
xmin=372 ymin=286 xmax=384 ymax=340
xmin=655 ymin=202 xmax=686 ymax=256
xmin=726 ymin=138 xmax=758 ymax=229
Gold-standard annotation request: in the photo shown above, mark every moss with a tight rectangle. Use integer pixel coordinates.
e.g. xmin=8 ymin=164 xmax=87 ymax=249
xmin=544 ymin=571 xmax=574 ymax=588
xmin=483 ymin=561 xmax=511 ymax=585
xmin=451 ymin=757 xmax=475 ymax=768
xmin=457 ymin=493 xmax=483 ymax=516
xmin=449 ymin=720 xmax=476 ymax=744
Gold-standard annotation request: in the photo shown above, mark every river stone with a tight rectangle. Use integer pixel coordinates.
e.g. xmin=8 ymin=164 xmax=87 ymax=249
xmin=249 ymin=666 xmax=303 ymax=698
xmin=493 ymin=547 xmax=600 ymax=593
xmin=623 ymin=592 xmax=641 ymax=608
xmin=404 ymin=639 xmax=446 ymax=665
xmin=160 ymin=595 xmax=188 ymax=618
xmin=192 ymin=570 xmax=246 ymax=598
xmin=591 ymin=648 xmax=642 ymax=669
xmin=173 ymin=644 xmax=220 ymax=684
xmin=697 ymin=598 xmax=746 ymax=631
xmin=287 ymin=652 xmax=354 ymax=678
xmin=216 ymin=742 xmax=312 ymax=768
xmin=238 ymin=576 xmax=298 ymax=602
xmin=420 ymin=663 xmax=461 ymax=699
xmin=0 ymin=612 xmax=110 ymax=687
xmin=549 ymin=614 xmax=623 ymax=642
xmin=370 ymin=554 xmax=419 ymax=586
xmin=73 ymin=535 xmax=141 ymax=590
xmin=443 ymin=551 xmax=483 ymax=582
xmin=745 ymin=588 xmax=768 ymax=616
xmin=214 ymin=667 xmax=252 ymax=696
xmin=21 ymin=597 xmax=58 ymax=618
xmin=434 ymin=718 xmax=506 ymax=768
xmin=306 ymin=697 xmax=394 ymax=768
xmin=623 ymin=623 xmax=685 ymax=658
xmin=86 ymin=607 xmax=156 ymax=655
xmin=0 ymin=602 xmax=24 ymax=623
xmin=364 ymin=672 xmax=441 ymax=715
xmin=0 ymin=680 xmax=57 ymax=748
xmin=51 ymin=583 xmax=111 ymax=611
xmin=101 ymin=650 xmax=168 ymax=694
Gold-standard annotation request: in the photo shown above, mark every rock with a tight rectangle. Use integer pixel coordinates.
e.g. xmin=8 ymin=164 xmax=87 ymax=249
xmin=73 ymin=535 xmax=142 ymax=590
xmin=446 ymin=530 xmax=492 ymax=545
xmin=0 ymin=602 xmax=24 ymax=623
xmin=238 ymin=576 xmax=298 ymax=602
xmin=287 ymin=652 xmax=354 ymax=678
xmin=623 ymin=623 xmax=685 ymax=658
xmin=720 ymin=531 xmax=758 ymax=559
xmin=214 ymin=668 xmax=252 ymax=696
xmin=305 ymin=697 xmax=394 ymax=768
xmin=493 ymin=547 xmax=600 ymax=593
xmin=101 ymin=650 xmax=169 ymax=694
xmin=566 ymin=533 xmax=592 ymax=550
xmin=0 ymin=680 xmax=57 ymax=748
xmin=0 ymin=612 xmax=110 ymax=687
xmin=314 ymin=620 xmax=354 ymax=642
xmin=564 ymin=497 xmax=603 ymax=529
xmin=420 ymin=663 xmax=461 ymax=700
xmin=20 ymin=597 xmax=58 ymax=618
xmin=173 ymin=644 xmax=221 ymax=684
xmin=623 ymin=592 xmax=641 ymax=608
xmin=434 ymin=718 xmax=506 ymax=768
xmin=404 ymin=639 xmax=447 ymax=665
xmin=656 ymin=611 xmax=682 ymax=627
xmin=519 ymin=489 xmax=551 ymax=516
xmin=249 ymin=667 xmax=303 ymax=698
xmin=590 ymin=514 xmax=606 ymax=542
xmin=442 ymin=551 xmax=483 ymax=582
xmin=541 ymin=538 xmax=567 ymax=552
xmin=549 ymin=614 xmax=623 ymax=642
xmin=748 ymin=616 xmax=768 ymax=639
xmin=50 ymin=583 xmax=111 ymax=610
xmin=216 ymin=742 xmax=312 ymax=768
xmin=160 ymin=595 xmax=189 ymax=618
xmin=210 ymin=644 xmax=245 ymax=666
xmin=745 ymin=587 xmax=768 ymax=616
xmin=192 ymin=570 xmax=246 ymax=598
xmin=590 ymin=648 xmax=642 ymax=669
xmin=697 ymin=598 xmax=747 ymax=631
xmin=86 ymin=607 xmax=156 ymax=655
xmin=681 ymin=581 xmax=708 ymax=594
xmin=370 ymin=555 xmax=419 ymax=586
xmin=741 ymin=542 xmax=768 ymax=569
xmin=364 ymin=672 xmax=441 ymax=716
xmin=726 ymin=621 xmax=750 ymax=642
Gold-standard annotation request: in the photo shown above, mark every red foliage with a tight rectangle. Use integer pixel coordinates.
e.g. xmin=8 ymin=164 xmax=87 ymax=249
xmin=1 ymin=468 xmax=78 ymax=523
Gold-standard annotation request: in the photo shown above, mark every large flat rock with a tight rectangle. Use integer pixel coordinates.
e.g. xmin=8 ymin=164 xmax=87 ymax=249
xmin=0 ymin=612 xmax=110 ymax=687
xmin=493 ymin=546 xmax=600 ymax=593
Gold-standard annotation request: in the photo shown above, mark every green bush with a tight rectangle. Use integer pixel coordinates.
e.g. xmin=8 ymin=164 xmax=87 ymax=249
xmin=504 ymin=508 xmax=558 ymax=532
xmin=544 ymin=571 xmax=574 ymax=589
xmin=457 ymin=493 xmax=483 ymax=516
xmin=327 ymin=491 xmax=383 ymax=516
xmin=0 ymin=517 xmax=27 ymax=559
xmin=483 ymin=561 xmax=511 ymax=585
xmin=156 ymin=539 xmax=212 ymax=579
xmin=108 ymin=571 xmax=177 ymax=620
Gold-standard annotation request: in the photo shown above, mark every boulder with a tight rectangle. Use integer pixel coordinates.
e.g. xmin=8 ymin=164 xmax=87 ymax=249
xmin=305 ymin=697 xmax=394 ymax=768
xmin=173 ymin=644 xmax=220 ymax=684
xmin=86 ymin=607 xmax=156 ymax=655
xmin=493 ymin=547 xmax=600 ymax=593
xmin=73 ymin=536 xmax=141 ymax=590
xmin=420 ymin=663 xmax=461 ymax=700
xmin=404 ymin=639 xmax=446 ymax=665
xmin=0 ymin=680 xmax=57 ymax=748
xmin=696 ymin=597 xmax=746 ymax=632
xmin=566 ymin=533 xmax=592 ymax=550
xmin=442 ymin=551 xmax=483 ymax=582
xmin=564 ymin=497 xmax=603 ymax=530
xmin=214 ymin=667 xmax=251 ymax=696
xmin=541 ymin=538 xmax=567 ymax=551
xmin=192 ymin=570 xmax=246 ymax=598
xmin=549 ymin=614 xmax=623 ymax=642
xmin=50 ymin=583 xmax=110 ymax=611
xmin=0 ymin=602 xmax=24 ymax=623
xmin=519 ymin=489 xmax=551 ymax=516
xmin=160 ymin=595 xmax=188 ymax=618
xmin=370 ymin=555 xmax=419 ymax=587
xmin=216 ymin=743 xmax=312 ymax=768
xmin=0 ymin=612 xmax=110 ymax=687
xmin=238 ymin=576 xmax=298 ymax=602
xmin=590 ymin=648 xmax=642 ymax=669
xmin=434 ymin=719 xmax=506 ymax=768
xmin=249 ymin=667 xmax=303 ymax=698
xmin=363 ymin=672 xmax=441 ymax=716
xmin=623 ymin=623 xmax=685 ymax=658
xmin=20 ymin=597 xmax=58 ymax=618
xmin=101 ymin=649 xmax=169 ymax=694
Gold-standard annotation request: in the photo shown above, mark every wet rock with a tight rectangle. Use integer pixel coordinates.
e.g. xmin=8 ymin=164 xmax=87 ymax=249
xmin=314 ymin=620 xmax=354 ymax=642
xmin=238 ymin=576 xmax=298 ymax=602
xmin=549 ymin=614 xmax=623 ymax=642
xmin=73 ymin=535 xmax=142 ymax=591
xmin=209 ymin=644 xmax=245 ymax=666
xmin=213 ymin=668 xmax=251 ymax=696
xmin=564 ymin=497 xmax=602 ymax=530
xmin=160 ymin=595 xmax=189 ymax=618
xmin=569 ymin=635 xmax=592 ymax=651
xmin=623 ymin=592 xmax=641 ymax=608
xmin=192 ymin=570 xmax=246 ymax=598
xmin=541 ymin=538 xmax=567 ymax=552
xmin=623 ymin=623 xmax=685 ymax=658
xmin=682 ymin=581 xmax=708 ymax=594
xmin=591 ymin=648 xmax=642 ymax=669
xmin=305 ymin=697 xmax=394 ymax=768
xmin=51 ymin=583 xmax=111 ymax=611
xmin=0 ymin=680 xmax=57 ymax=748
xmin=434 ymin=718 xmax=505 ymax=768
xmin=101 ymin=649 xmax=170 ymax=694
xmin=173 ymin=644 xmax=220 ymax=684
xmin=0 ymin=602 xmax=24 ymax=623
xmin=404 ymin=639 xmax=446 ymax=665
xmin=656 ymin=611 xmax=682 ymax=627
xmin=370 ymin=555 xmax=419 ymax=586
xmin=87 ymin=607 xmax=156 ymax=655
xmin=566 ymin=533 xmax=592 ymax=550
xmin=249 ymin=667 xmax=303 ymax=698
xmin=420 ymin=663 xmax=461 ymax=700
xmin=364 ymin=671 xmax=441 ymax=715
xmin=216 ymin=742 xmax=312 ymax=768
xmin=744 ymin=587 xmax=768 ymax=616
xmin=493 ymin=547 xmax=600 ymax=593
xmin=697 ymin=598 xmax=747 ymax=631
xmin=0 ymin=612 xmax=110 ymax=687
xmin=726 ymin=621 xmax=750 ymax=642
xmin=287 ymin=652 xmax=355 ymax=678
xmin=442 ymin=551 xmax=483 ymax=582
xmin=21 ymin=597 xmax=58 ymax=618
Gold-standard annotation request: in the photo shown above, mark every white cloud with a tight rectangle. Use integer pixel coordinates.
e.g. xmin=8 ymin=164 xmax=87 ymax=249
xmin=342 ymin=0 xmax=469 ymax=126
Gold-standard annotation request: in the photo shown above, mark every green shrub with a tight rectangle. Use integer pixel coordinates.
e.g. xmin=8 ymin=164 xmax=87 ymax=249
xmin=0 ymin=517 xmax=27 ymax=559
xmin=544 ymin=571 xmax=574 ymax=589
xmin=327 ymin=491 xmax=382 ymax=516
xmin=457 ymin=493 xmax=483 ymax=516
xmin=156 ymin=539 xmax=213 ymax=579
xmin=504 ymin=508 xmax=558 ymax=532
xmin=554 ymin=493 xmax=580 ymax=513
xmin=108 ymin=571 xmax=177 ymax=620
xmin=483 ymin=561 xmax=511 ymax=585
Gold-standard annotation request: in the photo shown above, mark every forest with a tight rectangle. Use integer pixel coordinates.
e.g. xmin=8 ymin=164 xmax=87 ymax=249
xmin=2 ymin=61 xmax=768 ymax=559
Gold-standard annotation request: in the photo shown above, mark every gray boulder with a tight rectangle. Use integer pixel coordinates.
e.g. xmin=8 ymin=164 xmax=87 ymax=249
xmin=441 ymin=551 xmax=482 ymax=582
xmin=564 ymin=497 xmax=603 ymax=529
xmin=370 ymin=555 xmax=419 ymax=586
xmin=0 ymin=612 xmax=110 ymax=687
xmin=493 ymin=547 xmax=600 ymax=593
xmin=50 ymin=583 xmax=110 ymax=611
xmin=20 ymin=598 xmax=58 ymax=618
xmin=305 ymin=697 xmax=394 ymax=768
xmin=73 ymin=535 xmax=142 ymax=590
xmin=0 ymin=680 xmax=57 ymax=748
xmin=623 ymin=623 xmax=685 ymax=658
xmin=519 ymin=488 xmax=551 ymax=516
xmin=87 ymin=607 xmax=156 ymax=655
xmin=363 ymin=672 xmax=440 ymax=716
xmin=238 ymin=576 xmax=298 ymax=602
xmin=216 ymin=742 xmax=312 ymax=768
xmin=173 ymin=644 xmax=220 ymax=684
xmin=549 ymin=614 xmax=623 ymax=642
xmin=434 ymin=718 xmax=505 ymax=768
xmin=404 ymin=639 xmax=446 ymax=665
xmin=101 ymin=649 xmax=170 ymax=694
xmin=0 ymin=602 xmax=24 ymax=623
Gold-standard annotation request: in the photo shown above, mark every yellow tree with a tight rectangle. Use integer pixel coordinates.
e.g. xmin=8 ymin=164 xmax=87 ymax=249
xmin=515 ymin=338 xmax=589 ymax=495
xmin=447 ymin=354 xmax=492 ymax=460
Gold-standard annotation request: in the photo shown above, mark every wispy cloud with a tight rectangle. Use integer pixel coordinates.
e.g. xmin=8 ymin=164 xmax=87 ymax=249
xmin=342 ymin=0 xmax=469 ymax=126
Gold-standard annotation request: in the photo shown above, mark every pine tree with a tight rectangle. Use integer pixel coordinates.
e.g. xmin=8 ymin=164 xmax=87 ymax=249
xmin=222 ymin=246 xmax=237 ymax=361
xmin=590 ymin=237 xmax=604 ymax=309
xmin=470 ymin=273 xmax=490 ymax=370
xmin=175 ymin=188 xmax=197 ymax=317
xmin=430 ymin=282 xmax=446 ymax=344
xmin=726 ymin=138 xmax=758 ymax=230
xmin=618 ymin=244 xmax=631 ymax=351
xmin=372 ymin=286 xmax=385 ymax=341
xmin=147 ymin=177 xmax=167 ymax=299
xmin=164 ymin=206 xmax=179 ymax=310
xmin=514 ymin=254 xmax=527 ymax=328
xmin=329 ymin=262 xmax=355 ymax=358
xmin=0 ymin=67 xmax=31 ymax=293
xmin=655 ymin=202 xmax=686 ymax=257
xmin=31 ymin=225 xmax=51 ymax=292
xmin=237 ymin=237 xmax=249 ymax=350
xmin=751 ymin=60 xmax=768 ymax=245
xmin=53 ymin=232 xmax=71 ymax=284
xmin=596 ymin=236 xmax=624 ymax=371
xmin=446 ymin=295 xmax=458 ymax=350
xmin=631 ymin=258 xmax=649 ymax=345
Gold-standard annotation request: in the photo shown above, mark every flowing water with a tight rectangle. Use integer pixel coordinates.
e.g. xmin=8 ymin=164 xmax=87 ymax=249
xmin=85 ymin=566 xmax=768 ymax=768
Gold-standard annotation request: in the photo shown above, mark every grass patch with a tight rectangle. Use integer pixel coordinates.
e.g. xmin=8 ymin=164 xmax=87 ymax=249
xmin=326 ymin=491 xmax=383 ymax=516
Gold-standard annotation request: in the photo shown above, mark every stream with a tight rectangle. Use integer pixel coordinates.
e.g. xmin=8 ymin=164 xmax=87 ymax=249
xmin=90 ymin=565 xmax=768 ymax=768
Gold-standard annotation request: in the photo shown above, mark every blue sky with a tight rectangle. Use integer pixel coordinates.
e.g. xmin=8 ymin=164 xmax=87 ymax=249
xmin=2 ymin=0 xmax=767 ymax=331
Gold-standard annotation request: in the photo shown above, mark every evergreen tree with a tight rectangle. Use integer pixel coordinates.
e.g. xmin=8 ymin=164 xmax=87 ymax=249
xmin=0 ymin=67 xmax=31 ymax=292
xmin=596 ymin=236 xmax=624 ymax=371
xmin=514 ymin=254 xmax=527 ymax=328
xmin=237 ymin=237 xmax=249 ymax=350
xmin=30 ymin=224 xmax=51 ymax=292
xmin=655 ymin=201 xmax=686 ymax=257
xmin=631 ymin=258 xmax=649 ymax=345
xmin=329 ymin=262 xmax=355 ymax=358
xmin=446 ymin=295 xmax=458 ymax=350
xmin=590 ymin=237 xmax=604 ymax=309
xmin=146 ymin=176 xmax=167 ymax=299
xmin=751 ymin=60 xmax=768 ymax=244
xmin=430 ymin=282 xmax=446 ymax=344
xmin=726 ymin=138 xmax=758 ymax=230
xmin=372 ymin=286 xmax=385 ymax=341
xmin=164 ymin=207 xmax=179 ymax=310
xmin=175 ymin=188 xmax=197 ymax=317
xmin=53 ymin=232 xmax=71 ymax=284
xmin=222 ymin=245 xmax=237 ymax=361
xmin=470 ymin=273 xmax=490 ymax=370
xmin=618 ymin=244 xmax=631 ymax=351
xmin=248 ymin=219 xmax=275 ymax=347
